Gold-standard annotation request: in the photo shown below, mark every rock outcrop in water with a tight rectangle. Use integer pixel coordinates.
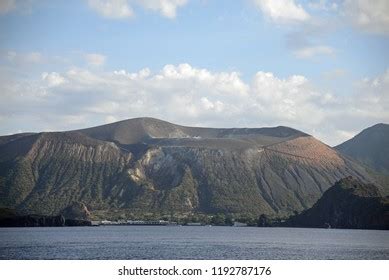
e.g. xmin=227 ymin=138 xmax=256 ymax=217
xmin=0 ymin=208 xmax=65 ymax=227
xmin=0 ymin=117 xmax=376 ymax=219
xmin=0 ymin=208 xmax=91 ymax=227
xmin=284 ymin=177 xmax=389 ymax=230
xmin=61 ymin=202 xmax=91 ymax=220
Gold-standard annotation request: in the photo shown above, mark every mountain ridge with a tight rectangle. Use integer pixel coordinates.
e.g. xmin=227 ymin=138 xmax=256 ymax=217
xmin=335 ymin=123 xmax=389 ymax=175
xmin=0 ymin=117 xmax=376 ymax=220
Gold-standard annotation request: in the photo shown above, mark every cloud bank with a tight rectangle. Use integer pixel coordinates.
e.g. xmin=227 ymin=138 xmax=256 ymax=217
xmin=1 ymin=63 xmax=388 ymax=146
xmin=344 ymin=0 xmax=389 ymax=34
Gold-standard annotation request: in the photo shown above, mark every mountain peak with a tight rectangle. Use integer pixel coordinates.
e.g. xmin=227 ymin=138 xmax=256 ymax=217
xmin=335 ymin=123 xmax=389 ymax=175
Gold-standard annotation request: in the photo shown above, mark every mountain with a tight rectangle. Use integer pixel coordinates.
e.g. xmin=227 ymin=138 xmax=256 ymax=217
xmin=0 ymin=117 xmax=375 ymax=219
xmin=335 ymin=123 xmax=389 ymax=175
xmin=284 ymin=177 xmax=389 ymax=230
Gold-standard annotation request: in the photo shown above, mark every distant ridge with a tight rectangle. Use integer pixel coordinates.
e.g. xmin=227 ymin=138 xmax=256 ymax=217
xmin=335 ymin=123 xmax=389 ymax=175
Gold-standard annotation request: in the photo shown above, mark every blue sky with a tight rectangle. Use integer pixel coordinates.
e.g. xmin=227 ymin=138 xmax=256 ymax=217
xmin=0 ymin=0 xmax=388 ymax=145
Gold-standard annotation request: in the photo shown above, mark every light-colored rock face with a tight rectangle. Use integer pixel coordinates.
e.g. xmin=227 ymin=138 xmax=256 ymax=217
xmin=140 ymin=148 xmax=167 ymax=166
xmin=0 ymin=119 xmax=375 ymax=218
xmin=112 ymin=135 xmax=370 ymax=216
xmin=132 ymin=148 xmax=183 ymax=190
xmin=127 ymin=167 xmax=145 ymax=183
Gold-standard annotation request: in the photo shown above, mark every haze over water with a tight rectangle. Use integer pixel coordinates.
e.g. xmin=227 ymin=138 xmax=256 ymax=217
xmin=1 ymin=226 xmax=388 ymax=260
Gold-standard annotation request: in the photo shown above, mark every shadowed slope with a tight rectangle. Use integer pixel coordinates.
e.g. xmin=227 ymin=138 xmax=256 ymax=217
xmin=336 ymin=123 xmax=389 ymax=175
xmin=285 ymin=177 xmax=389 ymax=229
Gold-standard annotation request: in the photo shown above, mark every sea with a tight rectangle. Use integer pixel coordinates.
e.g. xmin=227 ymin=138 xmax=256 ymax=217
xmin=0 ymin=226 xmax=388 ymax=259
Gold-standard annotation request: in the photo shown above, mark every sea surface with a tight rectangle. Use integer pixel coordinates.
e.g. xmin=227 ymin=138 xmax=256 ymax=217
xmin=0 ymin=226 xmax=388 ymax=259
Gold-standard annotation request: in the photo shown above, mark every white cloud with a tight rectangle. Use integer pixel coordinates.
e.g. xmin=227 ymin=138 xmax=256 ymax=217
xmin=1 ymin=64 xmax=388 ymax=146
xmin=85 ymin=53 xmax=106 ymax=67
xmin=135 ymin=0 xmax=188 ymax=19
xmin=0 ymin=0 xmax=34 ymax=15
xmin=250 ymin=72 xmax=325 ymax=124
xmin=4 ymin=51 xmax=44 ymax=64
xmin=5 ymin=51 xmax=17 ymax=61
xmin=355 ymin=69 xmax=389 ymax=117
xmin=87 ymin=0 xmax=134 ymax=19
xmin=323 ymin=68 xmax=347 ymax=80
xmin=41 ymin=72 xmax=66 ymax=87
xmin=344 ymin=0 xmax=389 ymax=34
xmin=0 ymin=0 xmax=16 ymax=14
xmin=253 ymin=1 xmax=338 ymax=59
xmin=87 ymin=0 xmax=188 ymax=19
xmin=253 ymin=0 xmax=310 ymax=23
xmin=308 ymin=0 xmax=338 ymax=12
xmin=105 ymin=115 xmax=118 ymax=124
xmin=293 ymin=45 xmax=335 ymax=58
xmin=24 ymin=52 xmax=43 ymax=63
xmin=200 ymin=97 xmax=224 ymax=113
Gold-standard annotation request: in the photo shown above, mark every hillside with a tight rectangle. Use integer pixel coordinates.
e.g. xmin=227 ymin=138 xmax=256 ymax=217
xmin=335 ymin=123 xmax=389 ymax=175
xmin=0 ymin=118 xmax=375 ymax=219
xmin=284 ymin=177 xmax=389 ymax=229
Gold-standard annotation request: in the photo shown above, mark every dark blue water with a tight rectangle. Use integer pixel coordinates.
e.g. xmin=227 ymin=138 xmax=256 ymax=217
xmin=0 ymin=226 xmax=388 ymax=259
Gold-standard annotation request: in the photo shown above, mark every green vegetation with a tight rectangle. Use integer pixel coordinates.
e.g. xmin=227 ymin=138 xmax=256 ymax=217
xmin=284 ymin=177 xmax=389 ymax=230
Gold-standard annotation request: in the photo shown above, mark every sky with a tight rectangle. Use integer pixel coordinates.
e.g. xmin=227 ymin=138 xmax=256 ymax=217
xmin=0 ymin=0 xmax=388 ymax=146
